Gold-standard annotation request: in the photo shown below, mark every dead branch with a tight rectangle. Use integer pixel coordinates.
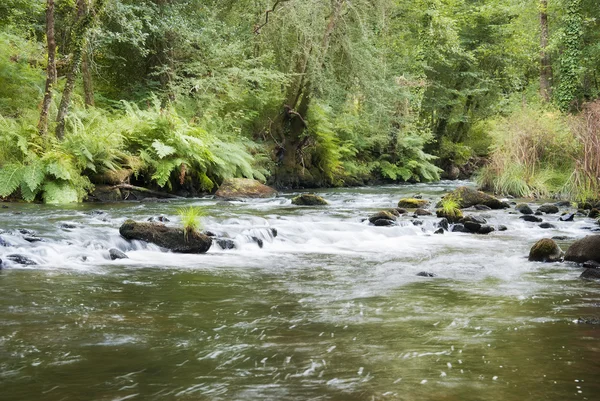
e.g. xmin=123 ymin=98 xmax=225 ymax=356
xmin=254 ymin=0 xmax=291 ymax=34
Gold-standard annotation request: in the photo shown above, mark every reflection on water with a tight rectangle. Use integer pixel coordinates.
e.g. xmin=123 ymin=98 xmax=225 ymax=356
xmin=1 ymin=182 xmax=599 ymax=400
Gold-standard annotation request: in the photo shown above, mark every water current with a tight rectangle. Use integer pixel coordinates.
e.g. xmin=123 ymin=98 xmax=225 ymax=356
xmin=1 ymin=181 xmax=599 ymax=401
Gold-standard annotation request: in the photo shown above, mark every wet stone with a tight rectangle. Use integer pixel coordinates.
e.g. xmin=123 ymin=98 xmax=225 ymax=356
xmin=433 ymin=228 xmax=444 ymax=234
xmin=582 ymin=260 xmax=600 ymax=269
xmin=559 ymin=213 xmax=575 ymax=222
xmin=108 ymin=248 xmax=128 ymax=260
xmin=416 ymin=271 xmax=437 ymax=277
xmin=539 ymin=222 xmax=556 ymax=229
xmin=516 ymin=203 xmax=534 ymax=215
xmin=216 ymin=238 xmax=236 ymax=250
xmin=538 ymin=204 xmax=559 ymax=214
xmin=373 ymin=219 xmax=396 ymax=227
xmin=6 ymin=254 xmax=37 ymax=265
xmin=580 ymin=268 xmax=600 ymax=280
xmin=520 ymin=215 xmax=543 ymax=223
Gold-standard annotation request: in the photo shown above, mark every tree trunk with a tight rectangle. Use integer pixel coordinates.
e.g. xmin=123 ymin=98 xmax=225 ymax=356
xmin=540 ymin=0 xmax=552 ymax=102
xmin=38 ymin=0 xmax=56 ymax=136
xmin=273 ymin=1 xmax=346 ymax=187
xmin=56 ymin=0 xmax=105 ymax=139
xmin=82 ymin=48 xmax=94 ymax=107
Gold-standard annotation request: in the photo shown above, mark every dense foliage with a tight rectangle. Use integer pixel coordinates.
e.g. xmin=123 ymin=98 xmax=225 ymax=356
xmin=0 ymin=0 xmax=599 ymax=202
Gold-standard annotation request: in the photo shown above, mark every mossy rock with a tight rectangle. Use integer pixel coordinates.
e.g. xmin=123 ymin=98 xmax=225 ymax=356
xmin=564 ymin=235 xmax=600 ymax=263
xmin=119 ymin=219 xmax=212 ymax=253
xmin=436 ymin=208 xmax=464 ymax=224
xmin=89 ymin=185 xmax=123 ymax=202
xmin=215 ymin=178 xmax=277 ymax=199
xmin=537 ymin=204 xmax=559 ymax=214
xmin=398 ymin=198 xmax=430 ymax=208
xmin=528 ymin=238 xmax=563 ymax=262
xmin=368 ymin=211 xmax=397 ymax=224
xmin=291 ymin=194 xmax=328 ymax=206
xmin=439 ymin=186 xmax=509 ymax=209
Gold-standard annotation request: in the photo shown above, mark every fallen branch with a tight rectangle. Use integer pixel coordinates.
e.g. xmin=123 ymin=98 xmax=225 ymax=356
xmin=108 ymin=184 xmax=184 ymax=199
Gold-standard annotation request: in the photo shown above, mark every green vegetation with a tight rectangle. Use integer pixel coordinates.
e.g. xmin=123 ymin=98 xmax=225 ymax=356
xmin=436 ymin=197 xmax=463 ymax=223
xmin=0 ymin=0 xmax=599 ymax=203
xmin=178 ymin=206 xmax=204 ymax=239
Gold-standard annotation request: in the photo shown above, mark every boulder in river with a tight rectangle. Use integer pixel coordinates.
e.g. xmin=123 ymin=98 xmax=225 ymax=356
xmin=119 ymin=220 xmax=212 ymax=253
xmin=291 ymin=194 xmax=328 ymax=206
xmin=528 ymin=238 xmax=563 ymax=262
xmin=564 ymin=235 xmax=600 ymax=263
xmin=516 ymin=203 xmax=534 ymax=215
xmin=417 ymin=271 xmax=437 ymax=277
xmin=539 ymin=222 xmax=556 ymax=229
xmin=215 ymin=178 xmax=277 ymax=199
xmin=398 ymin=198 xmax=429 ymax=208
xmin=414 ymin=208 xmax=432 ymax=216
xmin=583 ymin=260 xmax=600 ymax=269
xmin=216 ymin=238 xmax=236 ymax=250
xmin=373 ymin=219 xmax=396 ymax=227
xmin=580 ymin=268 xmax=600 ymax=280
xmin=588 ymin=208 xmax=600 ymax=219
xmin=439 ymin=186 xmax=509 ymax=209
xmin=537 ymin=204 xmax=559 ymax=214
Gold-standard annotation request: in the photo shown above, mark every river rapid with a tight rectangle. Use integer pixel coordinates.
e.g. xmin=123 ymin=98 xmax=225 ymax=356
xmin=1 ymin=181 xmax=599 ymax=401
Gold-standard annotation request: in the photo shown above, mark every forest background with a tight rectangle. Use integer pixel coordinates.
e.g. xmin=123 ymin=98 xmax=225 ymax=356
xmin=0 ymin=0 xmax=599 ymax=203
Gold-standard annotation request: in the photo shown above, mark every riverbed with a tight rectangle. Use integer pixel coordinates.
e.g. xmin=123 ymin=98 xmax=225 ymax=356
xmin=1 ymin=181 xmax=599 ymax=401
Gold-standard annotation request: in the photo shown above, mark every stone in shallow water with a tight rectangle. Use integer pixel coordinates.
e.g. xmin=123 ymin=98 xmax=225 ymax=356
xmin=6 ymin=254 xmax=37 ymax=265
xmin=559 ymin=213 xmax=575 ymax=222
xmin=565 ymin=235 xmax=600 ymax=263
xmin=539 ymin=222 xmax=556 ymax=229
xmin=478 ymin=225 xmax=495 ymax=235
xmin=580 ymin=268 xmax=600 ymax=280
xmin=291 ymin=194 xmax=328 ymax=206
xmin=373 ymin=219 xmax=396 ymax=227
xmin=109 ymin=248 xmax=128 ymax=260
xmin=520 ymin=215 xmax=543 ymax=223
xmin=538 ymin=204 xmax=559 ymax=214
xmin=528 ymin=238 xmax=563 ymax=262
xmin=216 ymin=238 xmax=236 ymax=250
xmin=433 ymin=228 xmax=444 ymax=234
xmin=516 ymin=203 xmax=534 ymax=215
xmin=119 ymin=220 xmax=211 ymax=253
xmin=416 ymin=271 xmax=437 ymax=277
xmin=398 ymin=198 xmax=429 ymax=208
xmin=582 ymin=260 xmax=600 ymax=269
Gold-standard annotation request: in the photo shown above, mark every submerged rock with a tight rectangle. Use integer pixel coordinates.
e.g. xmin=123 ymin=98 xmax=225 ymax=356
xmin=147 ymin=215 xmax=170 ymax=223
xmin=528 ymin=238 xmax=563 ymax=262
xmin=439 ymin=186 xmax=509 ymax=209
xmin=215 ymin=178 xmax=276 ymax=199
xmin=564 ymin=235 xmax=600 ymax=263
xmin=583 ymin=260 xmax=600 ymax=269
xmin=539 ymin=222 xmax=556 ymax=229
xmin=291 ymin=194 xmax=328 ymax=206
xmin=398 ymin=198 xmax=429 ymax=208
xmin=580 ymin=268 xmax=600 ymax=280
xmin=216 ymin=238 xmax=236 ymax=250
xmin=119 ymin=219 xmax=212 ymax=253
xmin=437 ymin=218 xmax=449 ymax=231
xmin=473 ymin=204 xmax=492 ymax=211
xmin=6 ymin=254 xmax=37 ymax=265
xmin=577 ymin=316 xmax=600 ymax=324
xmin=108 ymin=248 xmax=128 ymax=260
xmin=373 ymin=219 xmax=396 ymax=227
xmin=433 ymin=228 xmax=444 ymax=234
xmin=416 ymin=271 xmax=437 ymax=277
xmin=516 ymin=203 xmax=534 ymax=215
xmin=414 ymin=208 xmax=432 ymax=216
xmin=537 ymin=204 xmax=559 ymax=214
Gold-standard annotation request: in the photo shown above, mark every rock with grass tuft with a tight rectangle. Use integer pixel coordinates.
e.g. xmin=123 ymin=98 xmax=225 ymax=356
xmin=438 ymin=186 xmax=509 ymax=209
xmin=119 ymin=220 xmax=211 ymax=253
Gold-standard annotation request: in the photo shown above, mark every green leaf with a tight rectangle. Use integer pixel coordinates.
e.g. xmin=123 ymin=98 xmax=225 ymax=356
xmin=152 ymin=140 xmax=176 ymax=159
xmin=46 ymin=161 xmax=72 ymax=180
xmin=22 ymin=161 xmax=46 ymax=193
xmin=42 ymin=182 xmax=79 ymax=204
xmin=20 ymin=181 xmax=38 ymax=202
xmin=0 ymin=163 xmax=24 ymax=197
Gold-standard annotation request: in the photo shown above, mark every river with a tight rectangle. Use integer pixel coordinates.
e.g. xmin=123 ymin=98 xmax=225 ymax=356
xmin=1 ymin=181 xmax=599 ymax=401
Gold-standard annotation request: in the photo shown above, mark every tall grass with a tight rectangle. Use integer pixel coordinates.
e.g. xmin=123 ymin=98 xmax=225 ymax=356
xmin=567 ymin=100 xmax=600 ymax=202
xmin=477 ymin=106 xmax=576 ymax=198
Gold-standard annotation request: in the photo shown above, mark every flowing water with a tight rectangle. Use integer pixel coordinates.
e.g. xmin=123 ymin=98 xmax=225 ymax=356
xmin=1 ymin=181 xmax=599 ymax=401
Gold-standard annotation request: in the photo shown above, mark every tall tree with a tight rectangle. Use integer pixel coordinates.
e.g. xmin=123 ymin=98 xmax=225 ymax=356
xmin=56 ymin=0 xmax=105 ymax=139
xmin=540 ymin=0 xmax=552 ymax=101
xmin=38 ymin=0 xmax=57 ymax=136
